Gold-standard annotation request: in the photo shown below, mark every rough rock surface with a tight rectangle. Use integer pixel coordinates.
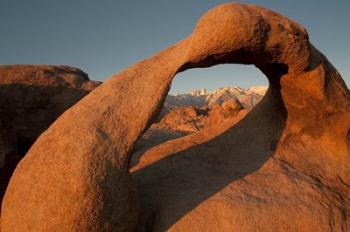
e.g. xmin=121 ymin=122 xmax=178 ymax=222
xmin=208 ymin=99 xmax=244 ymax=125
xmin=156 ymin=106 xmax=204 ymax=132
xmin=132 ymin=100 xmax=245 ymax=168
xmin=131 ymin=128 xmax=189 ymax=168
xmin=2 ymin=3 xmax=350 ymax=232
xmin=154 ymin=99 xmax=243 ymax=133
xmin=0 ymin=65 xmax=101 ymax=154
xmin=0 ymin=65 xmax=101 ymax=212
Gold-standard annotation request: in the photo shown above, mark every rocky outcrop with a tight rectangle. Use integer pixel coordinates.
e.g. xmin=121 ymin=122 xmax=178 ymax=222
xmin=208 ymin=99 xmax=244 ymax=125
xmin=0 ymin=65 xmax=101 ymax=213
xmin=0 ymin=65 xmax=101 ymax=155
xmin=155 ymin=106 xmax=206 ymax=133
xmin=133 ymin=99 xmax=245 ymax=167
xmin=154 ymin=99 xmax=243 ymax=133
xmin=1 ymin=3 xmax=349 ymax=232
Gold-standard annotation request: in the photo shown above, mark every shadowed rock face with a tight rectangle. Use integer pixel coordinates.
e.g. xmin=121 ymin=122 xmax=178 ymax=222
xmin=0 ymin=118 xmax=18 ymax=213
xmin=1 ymin=3 xmax=349 ymax=232
xmin=0 ymin=65 xmax=101 ymax=213
xmin=0 ymin=65 xmax=101 ymax=154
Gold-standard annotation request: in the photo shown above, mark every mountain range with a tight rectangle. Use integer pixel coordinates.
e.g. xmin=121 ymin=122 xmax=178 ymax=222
xmin=162 ymin=85 xmax=267 ymax=116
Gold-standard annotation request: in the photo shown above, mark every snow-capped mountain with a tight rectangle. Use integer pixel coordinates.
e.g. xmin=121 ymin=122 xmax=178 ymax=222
xmin=164 ymin=85 xmax=267 ymax=112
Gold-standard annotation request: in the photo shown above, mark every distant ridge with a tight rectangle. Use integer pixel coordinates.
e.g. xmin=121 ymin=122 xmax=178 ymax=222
xmin=164 ymin=85 xmax=267 ymax=113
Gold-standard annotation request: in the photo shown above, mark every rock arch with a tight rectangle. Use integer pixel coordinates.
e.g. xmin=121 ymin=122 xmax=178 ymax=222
xmin=1 ymin=3 xmax=349 ymax=231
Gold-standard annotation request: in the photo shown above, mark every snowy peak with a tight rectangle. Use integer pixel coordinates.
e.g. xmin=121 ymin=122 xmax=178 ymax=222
xmin=177 ymin=85 xmax=267 ymax=97
xmin=189 ymin=88 xmax=208 ymax=96
xmin=247 ymin=85 xmax=268 ymax=95
xmin=165 ymin=85 xmax=267 ymax=113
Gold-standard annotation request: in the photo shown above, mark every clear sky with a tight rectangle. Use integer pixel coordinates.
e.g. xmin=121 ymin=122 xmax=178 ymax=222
xmin=1 ymin=0 xmax=349 ymax=93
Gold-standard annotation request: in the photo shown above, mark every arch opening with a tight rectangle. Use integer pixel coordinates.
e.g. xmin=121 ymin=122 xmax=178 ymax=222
xmin=131 ymin=48 xmax=290 ymax=165
xmin=131 ymin=59 xmax=288 ymax=231
xmin=169 ymin=64 xmax=268 ymax=94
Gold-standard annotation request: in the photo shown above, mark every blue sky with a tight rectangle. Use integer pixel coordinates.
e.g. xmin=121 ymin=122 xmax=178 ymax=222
xmin=1 ymin=0 xmax=349 ymax=93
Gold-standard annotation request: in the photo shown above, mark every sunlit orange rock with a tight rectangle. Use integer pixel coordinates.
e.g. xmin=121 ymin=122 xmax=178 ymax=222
xmin=154 ymin=98 xmax=244 ymax=133
xmin=1 ymin=3 xmax=349 ymax=231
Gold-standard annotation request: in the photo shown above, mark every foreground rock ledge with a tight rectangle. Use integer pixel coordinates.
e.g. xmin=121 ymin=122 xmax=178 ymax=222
xmin=1 ymin=3 xmax=350 ymax=232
